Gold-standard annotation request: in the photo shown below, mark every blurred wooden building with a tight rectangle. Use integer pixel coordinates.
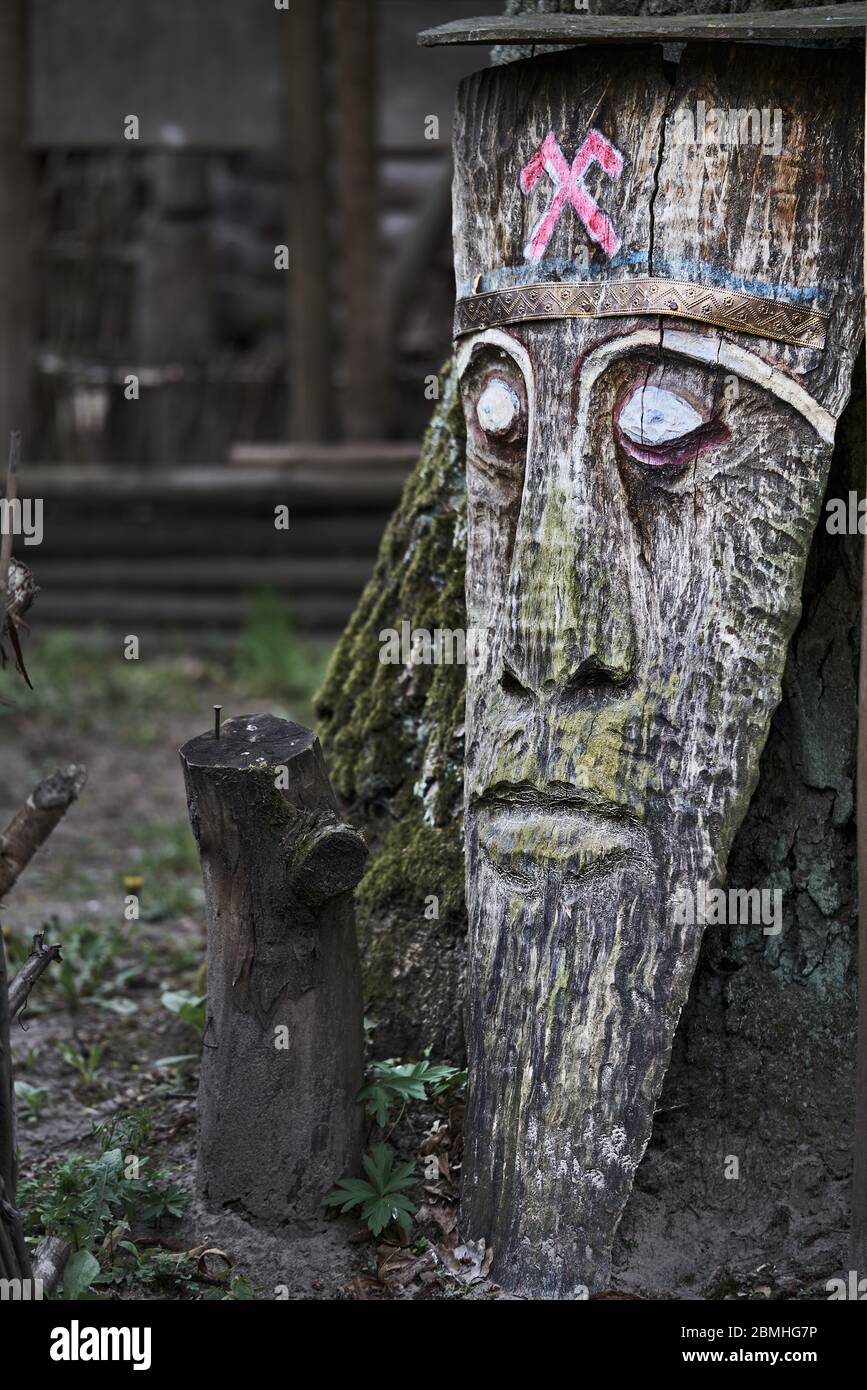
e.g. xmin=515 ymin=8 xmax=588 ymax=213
xmin=0 ymin=0 xmax=482 ymax=635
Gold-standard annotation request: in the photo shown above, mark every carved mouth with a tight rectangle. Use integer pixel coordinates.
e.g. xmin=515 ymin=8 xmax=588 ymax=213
xmin=473 ymin=784 xmax=652 ymax=895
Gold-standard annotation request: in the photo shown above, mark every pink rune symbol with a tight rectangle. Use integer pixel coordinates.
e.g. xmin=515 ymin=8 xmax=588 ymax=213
xmin=520 ymin=129 xmax=624 ymax=262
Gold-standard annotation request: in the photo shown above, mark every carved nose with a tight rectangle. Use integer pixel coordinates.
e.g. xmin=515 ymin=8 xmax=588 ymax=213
xmin=500 ymin=501 xmax=636 ymax=701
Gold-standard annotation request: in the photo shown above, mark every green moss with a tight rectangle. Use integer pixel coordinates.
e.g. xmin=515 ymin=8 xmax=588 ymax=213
xmin=315 ymin=362 xmax=468 ymax=826
xmin=310 ymin=367 xmax=470 ymax=1047
xmin=355 ymin=814 xmax=465 ymax=930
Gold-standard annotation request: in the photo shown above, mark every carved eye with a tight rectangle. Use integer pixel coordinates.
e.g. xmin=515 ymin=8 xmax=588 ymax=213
xmin=614 ymin=383 xmax=729 ymax=468
xmin=463 ymin=356 xmax=528 ymax=471
xmin=477 ymin=378 xmax=521 ymax=439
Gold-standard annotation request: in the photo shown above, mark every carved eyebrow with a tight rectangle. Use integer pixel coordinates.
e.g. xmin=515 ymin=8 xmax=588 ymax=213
xmin=662 ymin=329 xmax=834 ymax=443
xmin=456 ymin=327 xmax=533 ymax=390
xmin=456 ymin=329 xmax=536 ymax=450
xmin=576 ymin=326 xmax=835 ymax=444
xmin=459 ymin=323 xmax=835 ymax=447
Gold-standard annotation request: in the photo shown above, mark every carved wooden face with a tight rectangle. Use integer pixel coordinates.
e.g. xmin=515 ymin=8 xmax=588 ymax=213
xmin=458 ymin=314 xmax=833 ymax=1294
xmin=460 ymin=317 xmax=831 ymax=854
xmin=451 ymin=39 xmax=863 ymax=1298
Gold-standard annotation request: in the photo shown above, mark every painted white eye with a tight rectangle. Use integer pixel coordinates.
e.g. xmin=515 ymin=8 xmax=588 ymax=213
xmin=477 ymin=378 xmax=521 ymax=437
xmin=618 ymin=385 xmax=704 ymax=446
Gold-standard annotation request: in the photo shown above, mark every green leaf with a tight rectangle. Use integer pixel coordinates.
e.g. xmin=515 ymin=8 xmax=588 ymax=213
xmin=14 ymin=1080 xmax=51 ymax=1115
xmin=360 ymin=1197 xmax=392 ymax=1237
xmin=323 ymin=1146 xmax=418 ymax=1237
xmin=357 ymin=1057 xmax=467 ymax=1126
xmin=361 ymin=1144 xmax=394 ymax=1191
xmin=64 ymin=1248 xmax=101 ymax=1300
xmin=87 ymin=997 xmax=138 ymax=1017
xmin=389 ymin=1160 xmax=418 ymax=1187
xmin=384 ymin=1193 xmax=416 ymax=1212
xmin=325 ymin=1178 xmax=373 ymax=1203
xmin=152 ymin=1054 xmax=198 ymax=1070
xmin=161 ymin=990 xmax=207 ymax=1036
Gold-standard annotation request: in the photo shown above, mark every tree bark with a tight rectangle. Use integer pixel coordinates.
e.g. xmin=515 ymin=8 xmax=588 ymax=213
xmin=180 ymin=713 xmax=366 ymax=1223
xmin=31 ymin=1236 xmax=69 ymax=1297
xmin=316 ymin=0 xmax=865 ymax=1294
xmin=452 ymin=34 xmax=862 ymax=1295
xmin=0 ymin=924 xmax=30 ymax=1283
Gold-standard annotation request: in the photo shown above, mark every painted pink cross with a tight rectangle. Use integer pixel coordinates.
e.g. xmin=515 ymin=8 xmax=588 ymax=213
xmin=520 ymin=129 xmax=624 ymax=262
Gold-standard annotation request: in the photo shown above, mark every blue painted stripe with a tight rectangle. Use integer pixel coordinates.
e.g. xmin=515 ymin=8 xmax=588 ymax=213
xmin=460 ymin=254 xmax=826 ymax=310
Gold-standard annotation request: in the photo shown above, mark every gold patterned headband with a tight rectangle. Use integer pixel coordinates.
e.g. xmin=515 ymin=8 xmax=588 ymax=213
xmin=454 ymin=277 xmax=828 ymax=350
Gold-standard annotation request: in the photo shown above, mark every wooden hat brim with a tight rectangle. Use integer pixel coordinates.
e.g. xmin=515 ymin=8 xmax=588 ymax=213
xmin=418 ymin=4 xmax=865 ymax=49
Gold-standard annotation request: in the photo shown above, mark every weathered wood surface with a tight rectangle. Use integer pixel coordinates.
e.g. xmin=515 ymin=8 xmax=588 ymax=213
xmin=453 ymin=41 xmax=863 ymax=1296
xmin=31 ymin=1235 xmax=69 ymax=1297
xmin=20 ymin=464 xmax=408 ymax=506
xmin=7 ymin=930 xmax=63 ymax=1019
xmin=180 ymin=715 xmax=366 ymax=1223
xmin=0 ymin=766 xmax=87 ymax=900
xmin=227 ymin=442 xmax=419 ymax=469
xmin=0 ymin=941 xmax=30 ymax=1285
xmin=420 ymin=4 xmax=866 ymax=47
xmin=852 ymin=22 xmax=867 ymax=1278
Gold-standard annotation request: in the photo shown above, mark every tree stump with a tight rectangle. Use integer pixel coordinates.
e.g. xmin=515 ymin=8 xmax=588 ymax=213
xmin=180 ymin=713 xmax=366 ymax=1223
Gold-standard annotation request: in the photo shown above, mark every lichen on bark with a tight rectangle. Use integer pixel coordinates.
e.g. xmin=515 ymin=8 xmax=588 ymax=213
xmin=315 ymin=364 xmax=469 ymax=1057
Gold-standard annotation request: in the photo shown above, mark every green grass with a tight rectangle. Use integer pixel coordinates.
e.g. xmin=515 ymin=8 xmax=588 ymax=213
xmin=2 ymin=599 xmax=334 ymax=739
xmin=0 ymin=630 xmax=206 ymax=745
xmin=127 ymin=818 xmax=203 ymax=923
xmin=232 ymin=591 xmax=333 ymax=708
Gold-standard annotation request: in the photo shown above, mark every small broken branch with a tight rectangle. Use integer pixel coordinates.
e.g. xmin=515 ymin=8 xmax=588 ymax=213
xmin=0 ymin=431 xmax=19 ymax=606
xmin=8 ymin=929 xmax=62 ymax=1018
xmin=0 ymin=764 xmax=87 ymax=901
xmin=1 ymin=433 xmax=39 ymax=686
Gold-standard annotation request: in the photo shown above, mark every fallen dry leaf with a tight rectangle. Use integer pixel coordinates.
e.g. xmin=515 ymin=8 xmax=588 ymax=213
xmin=438 ymin=1238 xmax=493 ymax=1285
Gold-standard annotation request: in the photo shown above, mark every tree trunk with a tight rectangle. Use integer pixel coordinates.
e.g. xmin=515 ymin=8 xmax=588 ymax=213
xmin=0 ymin=920 xmax=30 ymax=1284
xmin=315 ymin=0 xmax=865 ymax=1294
xmin=180 ymin=713 xmax=366 ymax=1223
xmin=452 ymin=32 xmax=861 ymax=1296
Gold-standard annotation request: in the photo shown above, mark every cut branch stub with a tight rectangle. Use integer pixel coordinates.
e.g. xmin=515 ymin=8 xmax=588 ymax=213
xmin=8 ymin=930 xmax=63 ymax=1019
xmin=0 ymin=764 xmax=87 ymax=902
xmin=179 ymin=713 xmax=366 ymax=1223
